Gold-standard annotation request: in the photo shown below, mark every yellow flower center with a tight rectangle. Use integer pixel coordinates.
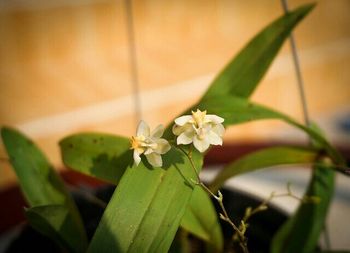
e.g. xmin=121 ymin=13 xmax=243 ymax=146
xmin=191 ymin=109 xmax=207 ymax=128
xmin=130 ymin=136 xmax=143 ymax=150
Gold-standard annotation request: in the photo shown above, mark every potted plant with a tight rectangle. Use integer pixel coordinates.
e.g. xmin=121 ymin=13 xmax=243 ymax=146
xmin=1 ymin=3 xmax=348 ymax=253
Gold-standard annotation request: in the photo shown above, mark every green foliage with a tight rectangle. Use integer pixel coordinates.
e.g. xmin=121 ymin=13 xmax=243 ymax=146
xmin=271 ymin=161 xmax=335 ymax=253
xmin=60 ymin=133 xmax=132 ymax=184
xmin=210 ymin=146 xmax=318 ymax=192
xmin=60 ymin=133 xmax=223 ymax=249
xmin=201 ymin=4 xmax=315 ymax=100
xmin=1 ymin=127 xmax=87 ymax=253
xmin=25 ymin=205 xmax=87 ymax=253
xmin=198 ymin=95 xmax=342 ymax=164
xmin=180 ymin=187 xmax=223 ymax=252
xmin=3 ymin=3 xmax=342 ymax=253
xmin=87 ymin=148 xmax=203 ymax=253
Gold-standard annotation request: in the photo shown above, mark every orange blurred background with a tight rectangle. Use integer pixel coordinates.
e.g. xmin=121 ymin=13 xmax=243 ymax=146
xmin=1 ymin=0 xmax=349 ymax=189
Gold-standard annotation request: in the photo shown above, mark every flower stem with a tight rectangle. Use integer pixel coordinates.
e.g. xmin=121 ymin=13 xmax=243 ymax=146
xmin=177 ymin=146 xmax=249 ymax=253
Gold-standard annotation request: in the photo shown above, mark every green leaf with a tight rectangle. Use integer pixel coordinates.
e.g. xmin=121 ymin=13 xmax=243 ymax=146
xmin=87 ymin=147 xmax=203 ymax=253
xmin=271 ymin=161 xmax=335 ymax=253
xmin=59 ymin=133 xmax=132 ymax=184
xmin=201 ymin=3 xmax=315 ymax=100
xmin=180 ymin=187 xmax=223 ymax=252
xmin=164 ymin=4 xmax=315 ymax=140
xmin=210 ymin=146 xmax=318 ymax=193
xmin=198 ymin=95 xmax=343 ymax=164
xmin=60 ymin=133 xmax=224 ymax=249
xmin=1 ymin=127 xmax=88 ymax=252
xmin=25 ymin=205 xmax=86 ymax=253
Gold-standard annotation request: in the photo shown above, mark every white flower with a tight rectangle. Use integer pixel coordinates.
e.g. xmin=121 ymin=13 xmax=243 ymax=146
xmin=172 ymin=109 xmax=225 ymax=152
xmin=130 ymin=121 xmax=171 ymax=167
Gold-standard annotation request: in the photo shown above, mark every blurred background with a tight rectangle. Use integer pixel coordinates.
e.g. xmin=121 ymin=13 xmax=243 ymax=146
xmin=0 ymin=0 xmax=349 ymax=188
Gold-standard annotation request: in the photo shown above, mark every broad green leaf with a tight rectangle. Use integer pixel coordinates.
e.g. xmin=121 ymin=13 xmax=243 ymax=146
xmin=87 ymin=147 xmax=203 ymax=253
xmin=59 ymin=133 xmax=132 ymax=184
xmin=197 ymin=95 xmax=343 ymax=164
xmin=1 ymin=127 xmax=87 ymax=252
xmin=25 ymin=205 xmax=86 ymax=253
xmin=271 ymin=161 xmax=335 ymax=253
xmin=201 ymin=4 xmax=315 ymax=100
xmin=180 ymin=187 xmax=223 ymax=252
xmin=60 ymin=133 xmax=223 ymax=249
xmin=210 ymin=146 xmax=318 ymax=192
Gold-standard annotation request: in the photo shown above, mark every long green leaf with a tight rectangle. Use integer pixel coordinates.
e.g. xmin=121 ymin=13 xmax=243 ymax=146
xmin=60 ymin=133 xmax=223 ymax=249
xmin=87 ymin=147 xmax=202 ymax=253
xmin=197 ymin=95 xmax=343 ymax=164
xmin=210 ymin=146 xmax=318 ymax=193
xmin=271 ymin=161 xmax=335 ymax=253
xmin=1 ymin=127 xmax=87 ymax=252
xmin=25 ymin=205 xmax=86 ymax=253
xmin=180 ymin=187 xmax=223 ymax=252
xmin=60 ymin=133 xmax=132 ymax=184
xmin=164 ymin=4 xmax=315 ymax=139
xmin=201 ymin=3 xmax=315 ymax=100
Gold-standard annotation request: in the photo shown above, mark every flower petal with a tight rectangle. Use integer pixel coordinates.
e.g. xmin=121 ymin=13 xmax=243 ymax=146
xmin=146 ymin=152 xmax=162 ymax=167
xmin=154 ymin=139 xmax=171 ymax=154
xmin=172 ymin=124 xmax=191 ymax=136
xmin=207 ymin=130 xmax=223 ymax=145
xmin=205 ymin=115 xmax=224 ymax=124
xmin=133 ymin=150 xmax=141 ymax=166
xmin=151 ymin=124 xmax=164 ymax=138
xmin=174 ymin=115 xmax=192 ymax=126
xmin=211 ymin=123 xmax=225 ymax=137
xmin=144 ymin=148 xmax=153 ymax=155
xmin=177 ymin=131 xmax=194 ymax=145
xmin=193 ymin=136 xmax=210 ymax=153
xmin=137 ymin=120 xmax=150 ymax=137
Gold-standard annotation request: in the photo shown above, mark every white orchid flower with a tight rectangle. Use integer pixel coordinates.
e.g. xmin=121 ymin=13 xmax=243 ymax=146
xmin=130 ymin=121 xmax=171 ymax=167
xmin=172 ymin=109 xmax=225 ymax=153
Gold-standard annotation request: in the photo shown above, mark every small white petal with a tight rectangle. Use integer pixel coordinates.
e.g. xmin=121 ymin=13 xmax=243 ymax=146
xmin=205 ymin=115 xmax=224 ymax=124
xmin=154 ymin=139 xmax=171 ymax=154
xmin=137 ymin=120 xmax=150 ymax=137
xmin=207 ymin=131 xmax=223 ymax=145
xmin=211 ymin=123 xmax=225 ymax=137
xmin=146 ymin=152 xmax=162 ymax=167
xmin=151 ymin=124 xmax=164 ymax=138
xmin=177 ymin=131 xmax=194 ymax=145
xmin=174 ymin=115 xmax=193 ymax=126
xmin=133 ymin=150 xmax=141 ymax=166
xmin=172 ymin=123 xmax=192 ymax=136
xmin=193 ymin=136 xmax=210 ymax=153
xmin=144 ymin=148 xmax=153 ymax=155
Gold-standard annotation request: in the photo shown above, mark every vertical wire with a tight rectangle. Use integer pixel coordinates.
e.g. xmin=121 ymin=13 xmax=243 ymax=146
xmin=281 ymin=0 xmax=331 ymax=250
xmin=124 ymin=0 xmax=142 ymax=125
xmin=281 ymin=0 xmax=311 ymax=127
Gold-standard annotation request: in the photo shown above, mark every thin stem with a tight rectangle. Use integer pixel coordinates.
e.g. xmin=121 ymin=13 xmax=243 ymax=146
xmin=177 ymin=146 xmax=249 ymax=253
xmin=281 ymin=0 xmax=310 ymax=127
xmin=239 ymin=183 xmax=313 ymax=237
xmin=124 ymin=0 xmax=142 ymax=124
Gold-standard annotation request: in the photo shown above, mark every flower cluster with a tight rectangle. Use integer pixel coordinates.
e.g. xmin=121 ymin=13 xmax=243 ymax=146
xmin=130 ymin=109 xmax=225 ymax=167
xmin=172 ymin=109 xmax=225 ymax=153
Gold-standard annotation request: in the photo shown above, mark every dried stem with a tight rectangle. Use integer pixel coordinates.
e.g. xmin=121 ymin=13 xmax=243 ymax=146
xmin=177 ymin=146 xmax=249 ymax=253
